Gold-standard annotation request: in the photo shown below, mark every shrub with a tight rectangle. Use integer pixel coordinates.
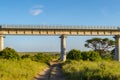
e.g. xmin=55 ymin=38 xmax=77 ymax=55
xmin=0 ymin=47 xmax=20 ymax=60
xmin=31 ymin=53 xmax=52 ymax=65
xmin=102 ymin=54 xmax=113 ymax=60
xmin=67 ymin=49 xmax=82 ymax=60
xmin=81 ymin=51 xmax=91 ymax=60
xmin=21 ymin=54 xmax=31 ymax=59
xmin=88 ymin=51 xmax=101 ymax=61
xmin=81 ymin=51 xmax=101 ymax=61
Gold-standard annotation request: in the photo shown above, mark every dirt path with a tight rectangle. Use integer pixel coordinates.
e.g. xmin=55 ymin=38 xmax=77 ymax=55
xmin=34 ymin=61 xmax=65 ymax=80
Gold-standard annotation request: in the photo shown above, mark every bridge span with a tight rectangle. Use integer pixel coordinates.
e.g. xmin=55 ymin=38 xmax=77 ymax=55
xmin=0 ymin=25 xmax=120 ymax=61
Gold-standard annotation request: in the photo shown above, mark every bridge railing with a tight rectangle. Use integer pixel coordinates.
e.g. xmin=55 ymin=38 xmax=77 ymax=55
xmin=0 ymin=24 xmax=119 ymax=30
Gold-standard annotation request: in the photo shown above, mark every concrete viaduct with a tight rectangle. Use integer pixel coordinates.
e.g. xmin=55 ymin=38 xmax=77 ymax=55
xmin=0 ymin=24 xmax=120 ymax=61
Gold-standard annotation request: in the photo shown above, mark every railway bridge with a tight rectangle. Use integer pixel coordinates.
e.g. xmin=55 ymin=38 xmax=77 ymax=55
xmin=0 ymin=24 xmax=120 ymax=61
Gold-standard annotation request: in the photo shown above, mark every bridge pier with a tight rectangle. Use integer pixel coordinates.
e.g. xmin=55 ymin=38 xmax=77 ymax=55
xmin=60 ymin=35 xmax=67 ymax=61
xmin=0 ymin=35 xmax=4 ymax=51
xmin=114 ymin=35 xmax=120 ymax=61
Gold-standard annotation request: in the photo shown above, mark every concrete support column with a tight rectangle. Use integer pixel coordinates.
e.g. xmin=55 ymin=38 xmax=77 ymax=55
xmin=114 ymin=35 xmax=120 ymax=61
xmin=0 ymin=35 xmax=4 ymax=51
xmin=60 ymin=35 xmax=67 ymax=61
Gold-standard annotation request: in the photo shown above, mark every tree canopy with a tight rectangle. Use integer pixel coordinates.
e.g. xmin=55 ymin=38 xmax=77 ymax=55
xmin=84 ymin=38 xmax=115 ymax=56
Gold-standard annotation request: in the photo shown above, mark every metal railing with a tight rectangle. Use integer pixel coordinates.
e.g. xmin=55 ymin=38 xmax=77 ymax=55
xmin=0 ymin=24 xmax=119 ymax=30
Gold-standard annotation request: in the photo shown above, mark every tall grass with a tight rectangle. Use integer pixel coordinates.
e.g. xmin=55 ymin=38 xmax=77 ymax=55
xmin=0 ymin=47 xmax=59 ymax=80
xmin=62 ymin=60 xmax=120 ymax=80
xmin=0 ymin=59 xmax=48 ymax=80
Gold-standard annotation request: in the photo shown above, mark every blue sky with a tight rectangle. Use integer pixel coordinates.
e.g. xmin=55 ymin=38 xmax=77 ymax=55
xmin=0 ymin=0 xmax=119 ymax=52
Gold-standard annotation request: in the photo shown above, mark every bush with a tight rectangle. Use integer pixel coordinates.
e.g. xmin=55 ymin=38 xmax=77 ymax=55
xmin=67 ymin=49 xmax=101 ymax=61
xmin=88 ymin=51 xmax=101 ymax=61
xmin=81 ymin=51 xmax=101 ymax=61
xmin=0 ymin=47 xmax=20 ymax=60
xmin=102 ymin=54 xmax=113 ymax=60
xmin=21 ymin=54 xmax=31 ymax=59
xmin=81 ymin=51 xmax=91 ymax=60
xmin=67 ymin=49 xmax=82 ymax=60
xmin=31 ymin=53 xmax=52 ymax=64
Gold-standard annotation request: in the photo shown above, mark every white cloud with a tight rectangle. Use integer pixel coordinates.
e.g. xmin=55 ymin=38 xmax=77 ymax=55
xmin=30 ymin=9 xmax=43 ymax=16
xmin=30 ymin=5 xmax=43 ymax=16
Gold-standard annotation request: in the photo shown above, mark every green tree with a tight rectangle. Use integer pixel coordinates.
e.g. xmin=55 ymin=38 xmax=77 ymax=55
xmin=84 ymin=38 xmax=115 ymax=56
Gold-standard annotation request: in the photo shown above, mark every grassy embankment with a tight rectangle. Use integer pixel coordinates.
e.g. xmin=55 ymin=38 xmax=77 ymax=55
xmin=0 ymin=49 xmax=59 ymax=80
xmin=62 ymin=60 xmax=120 ymax=80
xmin=0 ymin=59 xmax=48 ymax=80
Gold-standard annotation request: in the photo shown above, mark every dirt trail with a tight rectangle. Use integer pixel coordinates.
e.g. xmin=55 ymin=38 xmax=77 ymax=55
xmin=34 ymin=61 xmax=65 ymax=80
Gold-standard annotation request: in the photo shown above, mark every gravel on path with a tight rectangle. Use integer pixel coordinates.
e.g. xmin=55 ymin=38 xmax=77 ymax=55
xmin=34 ymin=61 xmax=65 ymax=80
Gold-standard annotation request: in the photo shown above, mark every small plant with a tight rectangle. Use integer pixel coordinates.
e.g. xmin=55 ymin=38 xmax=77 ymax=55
xmin=67 ymin=49 xmax=82 ymax=60
xmin=0 ymin=47 xmax=20 ymax=60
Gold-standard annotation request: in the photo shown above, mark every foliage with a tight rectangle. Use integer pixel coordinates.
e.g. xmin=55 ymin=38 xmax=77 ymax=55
xmin=81 ymin=51 xmax=101 ymax=61
xmin=31 ymin=53 xmax=56 ymax=65
xmin=67 ymin=49 xmax=82 ymax=60
xmin=63 ymin=60 xmax=120 ymax=80
xmin=102 ymin=54 xmax=113 ymax=60
xmin=0 ymin=47 xmax=20 ymax=60
xmin=110 ymin=48 xmax=115 ymax=59
xmin=84 ymin=38 xmax=115 ymax=56
xmin=67 ymin=49 xmax=101 ymax=61
xmin=0 ymin=59 xmax=47 ymax=80
xmin=21 ymin=54 xmax=31 ymax=59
